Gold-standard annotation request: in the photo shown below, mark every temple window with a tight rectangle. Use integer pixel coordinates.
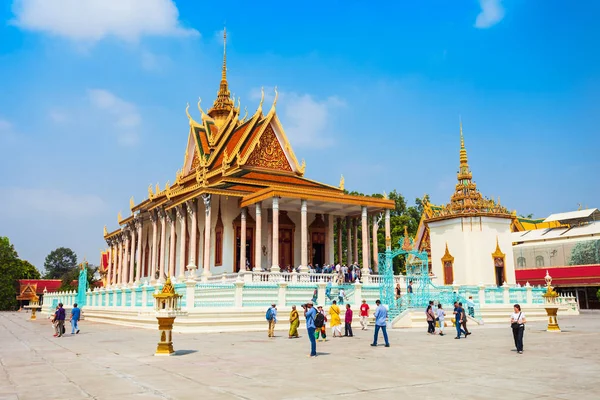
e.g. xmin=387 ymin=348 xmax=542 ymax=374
xmin=535 ymin=255 xmax=545 ymax=267
xmin=517 ymin=257 xmax=526 ymax=268
xmin=214 ymin=200 xmax=224 ymax=266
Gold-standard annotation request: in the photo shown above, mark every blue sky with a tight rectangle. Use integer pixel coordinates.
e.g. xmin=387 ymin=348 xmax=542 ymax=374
xmin=1 ymin=0 xmax=598 ymax=270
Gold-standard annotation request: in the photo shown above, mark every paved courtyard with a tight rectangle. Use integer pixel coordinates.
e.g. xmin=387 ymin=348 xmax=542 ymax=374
xmin=1 ymin=312 xmax=599 ymax=400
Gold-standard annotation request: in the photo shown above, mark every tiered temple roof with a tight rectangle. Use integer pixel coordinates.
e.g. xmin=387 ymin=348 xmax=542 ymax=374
xmin=104 ymin=29 xmax=393 ymax=237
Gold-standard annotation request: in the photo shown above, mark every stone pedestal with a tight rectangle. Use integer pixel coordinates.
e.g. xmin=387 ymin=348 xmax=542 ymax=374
xmin=544 ymin=305 xmax=561 ymax=332
xmin=155 ymin=315 xmax=176 ymax=356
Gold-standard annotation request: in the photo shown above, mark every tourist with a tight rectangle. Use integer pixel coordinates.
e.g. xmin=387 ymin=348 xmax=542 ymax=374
xmin=453 ymin=301 xmax=467 ymax=339
xmin=395 ymin=284 xmax=401 ymax=300
xmin=55 ymin=303 xmax=66 ymax=338
xmin=70 ymin=303 xmax=81 ymax=334
xmin=344 ymin=304 xmax=354 ymax=337
xmin=50 ymin=305 xmax=59 ymax=337
xmin=467 ymin=296 xmax=475 ymax=318
xmin=329 ymin=300 xmax=342 ymax=337
xmin=289 ymin=305 xmax=299 ymax=338
xmin=437 ymin=303 xmax=446 ymax=336
xmin=311 ymin=289 xmax=318 ymax=303
xmin=370 ymin=300 xmax=389 ymax=347
xmin=510 ymin=304 xmax=526 ymax=354
xmin=266 ymin=303 xmax=277 ymax=338
xmin=304 ymin=301 xmax=317 ymax=357
xmin=426 ymin=304 xmax=436 ymax=334
xmin=315 ymin=306 xmax=327 ymax=341
xmin=407 ymin=281 xmax=413 ymax=294
xmin=338 ymin=288 xmax=346 ymax=305
xmin=325 ymin=280 xmax=332 ymax=300
xmin=359 ymin=299 xmax=370 ymax=330
xmin=459 ymin=302 xmax=471 ymax=336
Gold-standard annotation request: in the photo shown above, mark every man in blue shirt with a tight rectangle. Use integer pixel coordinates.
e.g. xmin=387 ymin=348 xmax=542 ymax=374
xmin=453 ymin=301 xmax=468 ymax=339
xmin=70 ymin=303 xmax=81 ymax=334
xmin=304 ymin=300 xmax=317 ymax=357
xmin=371 ymin=300 xmax=390 ymax=347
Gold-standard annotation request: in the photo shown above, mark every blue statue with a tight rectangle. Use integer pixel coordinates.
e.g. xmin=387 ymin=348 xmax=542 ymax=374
xmin=77 ymin=261 xmax=89 ymax=307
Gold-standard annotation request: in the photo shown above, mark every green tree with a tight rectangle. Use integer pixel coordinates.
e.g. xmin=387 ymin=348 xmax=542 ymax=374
xmin=43 ymin=247 xmax=77 ymax=279
xmin=0 ymin=237 xmax=41 ymax=310
xmin=568 ymin=240 xmax=600 ymax=266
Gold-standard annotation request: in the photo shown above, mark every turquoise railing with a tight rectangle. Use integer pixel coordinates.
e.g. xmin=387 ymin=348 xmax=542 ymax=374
xmin=195 ymin=283 xmax=235 ymax=307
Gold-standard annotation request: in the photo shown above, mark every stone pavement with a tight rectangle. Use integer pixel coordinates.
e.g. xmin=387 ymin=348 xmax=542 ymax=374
xmin=1 ymin=312 xmax=599 ymax=400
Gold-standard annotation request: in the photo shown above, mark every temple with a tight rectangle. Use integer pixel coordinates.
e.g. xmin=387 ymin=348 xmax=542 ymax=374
xmin=415 ymin=121 xmax=516 ymax=286
xmin=101 ymin=30 xmax=394 ymax=285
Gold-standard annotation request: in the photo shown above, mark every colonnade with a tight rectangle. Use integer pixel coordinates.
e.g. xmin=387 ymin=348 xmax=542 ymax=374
xmin=105 ymin=195 xmax=392 ymax=287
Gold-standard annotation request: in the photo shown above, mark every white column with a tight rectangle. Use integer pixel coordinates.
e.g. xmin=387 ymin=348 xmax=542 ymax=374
xmin=327 ymin=214 xmax=335 ymax=265
xmin=129 ymin=227 xmax=136 ymax=285
xmin=385 ymin=209 xmax=391 ymax=251
xmin=299 ymin=199 xmax=308 ymax=272
xmin=202 ymin=194 xmax=212 ymax=277
xmin=372 ymin=216 xmax=379 ymax=273
xmin=240 ymin=207 xmax=247 ymax=272
xmin=107 ymin=240 xmax=114 ymax=286
xmin=176 ymin=205 xmax=187 ymax=282
xmin=122 ymin=232 xmax=130 ymax=285
xmin=167 ymin=210 xmax=176 ymax=279
xmin=361 ymin=206 xmax=369 ymax=273
xmin=150 ymin=211 xmax=158 ymax=284
xmin=117 ymin=238 xmax=123 ymax=287
xmin=271 ymin=197 xmax=280 ymax=272
xmin=159 ymin=210 xmax=167 ymax=283
xmin=135 ymin=218 xmax=142 ymax=285
xmin=346 ymin=216 xmax=353 ymax=265
xmin=254 ymin=202 xmax=262 ymax=271
xmin=187 ymin=200 xmax=198 ymax=278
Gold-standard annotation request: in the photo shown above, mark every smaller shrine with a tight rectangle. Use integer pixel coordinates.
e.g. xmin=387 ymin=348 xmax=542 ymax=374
xmin=17 ymin=282 xmax=42 ymax=320
xmin=153 ymin=278 xmax=183 ymax=356
xmin=416 ymin=122 xmax=516 ymax=286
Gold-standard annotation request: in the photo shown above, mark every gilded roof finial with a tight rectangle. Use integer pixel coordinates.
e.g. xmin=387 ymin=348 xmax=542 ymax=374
xmin=222 ymin=27 xmax=227 ymax=81
xmin=257 ymin=87 xmax=265 ymax=113
xmin=273 ymin=86 xmax=279 ymax=107
xmin=185 ymin=102 xmax=191 ymax=121
xmin=129 ymin=196 xmax=135 ymax=211
xmin=459 ymin=116 xmax=468 ymax=165
xmin=339 ymin=174 xmax=345 ymax=190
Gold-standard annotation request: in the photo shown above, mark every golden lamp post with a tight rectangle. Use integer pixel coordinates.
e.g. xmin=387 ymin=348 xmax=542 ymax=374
xmin=152 ymin=278 xmax=182 ymax=356
xmin=23 ymin=295 xmax=42 ymax=321
xmin=542 ymin=271 xmax=561 ymax=332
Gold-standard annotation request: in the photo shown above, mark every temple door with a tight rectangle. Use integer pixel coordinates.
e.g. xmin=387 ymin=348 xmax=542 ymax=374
xmin=279 ymin=229 xmax=293 ymax=269
xmin=234 ymin=226 xmax=255 ymax=272
xmin=311 ymin=232 xmax=325 ymax=267
xmin=443 ymin=261 xmax=453 ymax=285
xmin=494 ymin=257 xmax=505 ymax=286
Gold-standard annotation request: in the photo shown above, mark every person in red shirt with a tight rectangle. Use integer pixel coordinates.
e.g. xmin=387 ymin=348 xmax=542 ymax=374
xmin=344 ymin=304 xmax=354 ymax=337
xmin=359 ymin=299 xmax=370 ymax=330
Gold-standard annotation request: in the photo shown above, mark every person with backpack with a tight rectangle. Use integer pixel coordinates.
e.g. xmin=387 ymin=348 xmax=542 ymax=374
xmin=266 ymin=303 xmax=277 ymax=338
xmin=314 ymin=306 xmax=327 ymax=341
xmin=304 ymin=300 xmax=317 ymax=357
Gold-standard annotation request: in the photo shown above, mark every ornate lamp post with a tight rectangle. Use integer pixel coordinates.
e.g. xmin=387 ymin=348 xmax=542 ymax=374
xmin=542 ymin=271 xmax=561 ymax=332
xmin=152 ymin=278 xmax=182 ymax=356
xmin=24 ymin=295 xmax=41 ymax=320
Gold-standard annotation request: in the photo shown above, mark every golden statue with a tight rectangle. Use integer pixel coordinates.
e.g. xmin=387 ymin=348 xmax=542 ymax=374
xmin=130 ymin=196 xmax=135 ymax=210
xmin=117 ymin=211 xmax=123 ymax=223
xmin=103 ymin=225 xmax=108 ymax=236
xmin=339 ymin=174 xmax=345 ymax=191
xmin=148 ymin=184 xmax=154 ymax=200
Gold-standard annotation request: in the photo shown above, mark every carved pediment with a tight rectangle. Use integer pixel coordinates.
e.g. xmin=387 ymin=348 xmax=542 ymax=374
xmin=244 ymin=125 xmax=292 ymax=172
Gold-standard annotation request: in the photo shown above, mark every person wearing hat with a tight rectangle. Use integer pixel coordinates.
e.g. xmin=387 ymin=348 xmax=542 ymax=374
xmin=304 ymin=300 xmax=317 ymax=357
xmin=315 ymin=305 xmax=327 ymax=342
xmin=359 ymin=299 xmax=370 ymax=330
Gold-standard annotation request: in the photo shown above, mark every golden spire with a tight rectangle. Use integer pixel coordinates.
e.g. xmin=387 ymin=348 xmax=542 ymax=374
xmin=208 ymin=27 xmax=234 ymax=121
xmin=459 ymin=116 xmax=468 ymax=165
xmin=448 ymin=118 xmax=482 ymax=212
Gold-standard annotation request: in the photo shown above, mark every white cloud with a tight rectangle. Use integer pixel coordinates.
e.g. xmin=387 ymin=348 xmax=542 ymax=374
xmin=49 ymin=110 xmax=69 ymax=123
xmin=475 ymin=0 xmax=505 ymax=29
xmin=11 ymin=0 xmax=199 ymax=43
xmin=88 ymin=89 xmax=141 ymax=145
xmin=250 ymin=88 xmax=345 ymax=149
xmin=0 ymin=187 xmax=105 ymax=219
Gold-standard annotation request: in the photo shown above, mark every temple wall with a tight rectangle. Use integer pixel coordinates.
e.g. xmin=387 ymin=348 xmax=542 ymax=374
xmin=429 ymin=216 xmax=515 ymax=286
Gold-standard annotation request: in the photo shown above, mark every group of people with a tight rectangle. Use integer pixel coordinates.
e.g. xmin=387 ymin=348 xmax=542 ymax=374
xmin=424 ymin=300 xmax=471 ymax=339
xmin=266 ymin=298 xmax=390 ymax=357
xmin=49 ymin=303 xmax=81 ymax=337
xmin=274 ymin=262 xmax=372 ymax=284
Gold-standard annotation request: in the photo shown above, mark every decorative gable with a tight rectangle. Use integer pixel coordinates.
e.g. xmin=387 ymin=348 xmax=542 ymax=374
xmin=244 ymin=124 xmax=293 ymax=172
